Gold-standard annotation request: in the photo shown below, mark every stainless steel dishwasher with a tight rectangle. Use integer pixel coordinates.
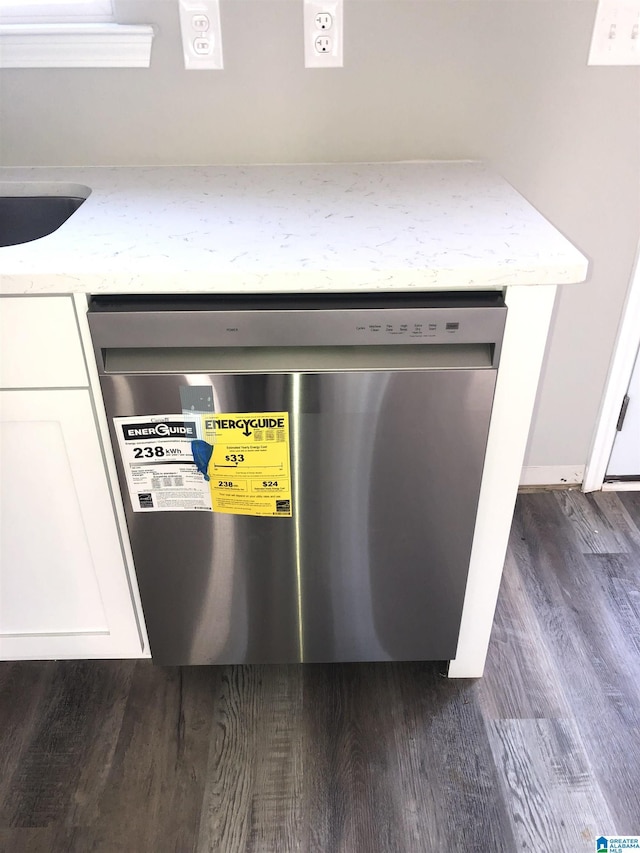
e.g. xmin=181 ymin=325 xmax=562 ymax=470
xmin=89 ymin=293 xmax=506 ymax=666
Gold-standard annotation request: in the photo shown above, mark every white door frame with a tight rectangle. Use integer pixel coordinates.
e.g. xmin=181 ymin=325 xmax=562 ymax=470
xmin=583 ymin=239 xmax=640 ymax=492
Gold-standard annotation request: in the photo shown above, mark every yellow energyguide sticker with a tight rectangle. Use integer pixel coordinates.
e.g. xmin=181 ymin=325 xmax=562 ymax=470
xmin=202 ymin=412 xmax=292 ymax=517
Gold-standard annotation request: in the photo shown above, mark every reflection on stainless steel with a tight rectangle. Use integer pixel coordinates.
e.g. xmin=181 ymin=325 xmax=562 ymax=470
xmin=90 ymin=293 xmax=505 ymax=665
xmin=322 ymin=375 xmax=391 ymax=661
xmin=291 ymin=373 xmax=305 ymax=661
xmin=187 ymin=512 xmax=239 ymax=663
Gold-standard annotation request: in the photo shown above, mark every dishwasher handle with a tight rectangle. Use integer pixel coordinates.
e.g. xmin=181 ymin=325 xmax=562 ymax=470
xmin=100 ymin=343 xmax=498 ymax=375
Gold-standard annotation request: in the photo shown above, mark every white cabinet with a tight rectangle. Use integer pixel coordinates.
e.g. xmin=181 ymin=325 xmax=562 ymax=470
xmin=0 ymin=296 xmax=144 ymax=660
xmin=0 ymin=296 xmax=87 ymax=388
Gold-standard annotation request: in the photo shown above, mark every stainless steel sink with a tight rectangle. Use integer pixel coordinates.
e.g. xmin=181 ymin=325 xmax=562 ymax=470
xmin=0 ymin=194 xmax=87 ymax=247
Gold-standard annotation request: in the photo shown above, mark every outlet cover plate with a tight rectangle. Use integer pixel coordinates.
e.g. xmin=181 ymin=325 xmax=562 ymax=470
xmin=588 ymin=0 xmax=640 ymax=65
xmin=179 ymin=0 xmax=223 ymax=70
xmin=304 ymin=0 xmax=343 ymax=68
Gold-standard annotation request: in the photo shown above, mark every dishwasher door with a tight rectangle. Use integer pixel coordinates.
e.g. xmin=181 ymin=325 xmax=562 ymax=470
xmin=90 ymin=294 xmax=505 ymax=665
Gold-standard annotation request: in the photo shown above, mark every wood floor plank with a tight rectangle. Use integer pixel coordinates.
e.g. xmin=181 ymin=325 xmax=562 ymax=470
xmin=513 ymin=494 xmax=640 ymax=830
xmin=300 ymin=663 xmax=405 ymax=853
xmin=197 ymin=664 xmax=303 ymax=853
xmin=390 ymin=664 xmax=518 ymax=852
xmin=0 ymin=663 xmax=55 ymax=822
xmin=553 ymin=489 xmax=630 ymax=555
xmin=81 ymin=662 xmax=218 ymax=853
xmin=0 ymin=828 xmax=54 ymax=853
xmin=478 ymin=546 xmax=572 ymax=721
xmin=584 ymin=553 xmax=640 ymax=658
xmin=294 ymin=665 xmax=336 ymax=852
xmin=513 ymin=495 xmax=640 ymax=725
xmin=514 ymin=496 xmax=640 ymax=710
xmin=64 ymin=663 xmax=134 ymax=829
xmin=1 ymin=662 xmax=133 ymax=830
xmin=201 ymin=662 xmax=517 ymax=853
xmin=486 ymin=717 xmax=617 ymax=852
xmin=197 ymin=666 xmax=260 ymax=853
xmin=592 ymin=491 xmax=640 ymax=556
xmin=161 ymin=666 xmax=222 ymax=853
xmin=617 ymin=490 xmax=640 ymax=525
xmin=245 ymin=666 xmax=303 ymax=853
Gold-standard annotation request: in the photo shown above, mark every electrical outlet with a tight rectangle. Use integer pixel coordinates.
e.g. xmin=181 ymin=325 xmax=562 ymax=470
xmin=304 ymin=0 xmax=343 ymax=68
xmin=315 ymin=12 xmax=332 ymax=30
xmin=178 ymin=0 xmax=223 ymax=70
xmin=315 ymin=35 xmax=332 ymax=53
xmin=588 ymin=0 xmax=640 ymax=65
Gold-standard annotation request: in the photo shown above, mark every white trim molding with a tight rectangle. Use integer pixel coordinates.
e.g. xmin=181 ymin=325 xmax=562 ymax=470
xmin=583 ymin=240 xmax=640 ymax=492
xmin=602 ymin=480 xmax=640 ymax=491
xmin=519 ymin=465 xmax=585 ymax=487
xmin=448 ymin=284 xmax=557 ymax=678
xmin=0 ymin=22 xmax=154 ymax=67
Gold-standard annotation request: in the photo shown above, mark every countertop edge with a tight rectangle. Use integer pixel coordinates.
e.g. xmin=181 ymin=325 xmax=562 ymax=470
xmin=0 ymin=262 xmax=589 ymax=297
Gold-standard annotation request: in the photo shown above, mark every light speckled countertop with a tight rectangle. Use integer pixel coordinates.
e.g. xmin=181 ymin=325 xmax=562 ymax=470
xmin=0 ymin=162 xmax=588 ymax=295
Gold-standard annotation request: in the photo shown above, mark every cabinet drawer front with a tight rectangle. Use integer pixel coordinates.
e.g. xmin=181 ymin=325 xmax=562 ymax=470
xmin=0 ymin=296 xmax=87 ymax=388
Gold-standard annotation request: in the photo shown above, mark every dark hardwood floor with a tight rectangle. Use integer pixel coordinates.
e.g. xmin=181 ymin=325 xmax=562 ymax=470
xmin=1 ymin=491 xmax=639 ymax=853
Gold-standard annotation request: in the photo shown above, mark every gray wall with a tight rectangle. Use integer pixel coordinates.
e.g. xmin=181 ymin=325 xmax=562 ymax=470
xmin=1 ymin=0 xmax=639 ymax=470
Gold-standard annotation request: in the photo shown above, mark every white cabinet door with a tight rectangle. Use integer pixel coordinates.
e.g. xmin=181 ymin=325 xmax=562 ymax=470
xmin=0 ymin=389 xmax=144 ymax=659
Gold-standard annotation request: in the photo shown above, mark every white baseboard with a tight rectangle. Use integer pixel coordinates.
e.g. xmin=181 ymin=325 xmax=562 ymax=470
xmin=602 ymin=480 xmax=640 ymax=491
xmin=519 ymin=465 xmax=585 ymax=487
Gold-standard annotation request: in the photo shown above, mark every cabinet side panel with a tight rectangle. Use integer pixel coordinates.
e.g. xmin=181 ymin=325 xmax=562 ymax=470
xmin=448 ymin=285 xmax=557 ymax=678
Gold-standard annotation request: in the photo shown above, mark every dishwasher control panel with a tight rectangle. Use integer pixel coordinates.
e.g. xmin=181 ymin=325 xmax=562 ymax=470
xmin=89 ymin=293 xmax=506 ymax=343
xmin=88 ymin=292 xmax=507 ymax=371
xmin=354 ymin=317 xmax=461 ymax=340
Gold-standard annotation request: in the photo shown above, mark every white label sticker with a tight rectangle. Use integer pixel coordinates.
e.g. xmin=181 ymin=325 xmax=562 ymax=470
xmin=114 ymin=415 xmax=212 ymax=512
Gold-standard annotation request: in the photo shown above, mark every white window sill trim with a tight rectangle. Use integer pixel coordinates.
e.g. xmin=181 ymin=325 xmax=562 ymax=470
xmin=0 ymin=23 xmax=155 ymax=68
